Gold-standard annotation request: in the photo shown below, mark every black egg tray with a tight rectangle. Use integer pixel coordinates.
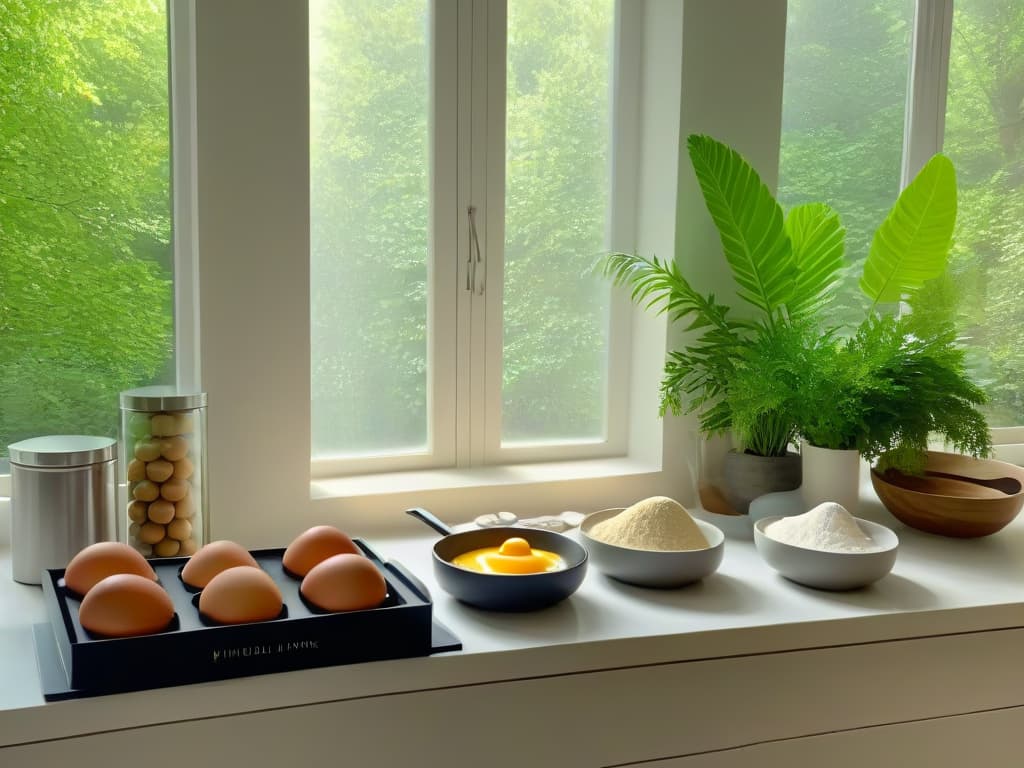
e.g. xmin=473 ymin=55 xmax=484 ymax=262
xmin=35 ymin=540 xmax=462 ymax=700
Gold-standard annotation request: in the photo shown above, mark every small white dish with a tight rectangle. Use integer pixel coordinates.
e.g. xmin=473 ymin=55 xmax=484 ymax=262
xmin=753 ymin=515 xmax=899 ymax=591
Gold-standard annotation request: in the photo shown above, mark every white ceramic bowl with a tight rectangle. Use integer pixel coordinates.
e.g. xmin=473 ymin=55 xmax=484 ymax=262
xmin=579 ymin=508 xmax=725 ymax=588
xmin=753 ymin=516 xmax=899 ymax=591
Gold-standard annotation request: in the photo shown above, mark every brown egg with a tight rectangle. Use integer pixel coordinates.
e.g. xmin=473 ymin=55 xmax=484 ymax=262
xmin=126 ymin=459 xmax=147 ymax=482
xmin=174 ymin=494 xmax=195 ymax=519
xmin=181 ymin=540 xmax=258 ymax=588
xmin=147 ymin=499 xmax=176 ymax=525
xmin=172 ymin=455 xmax=194 ymax=480
xmin=161 ymin=435 xmax=189 ymax=462
xmin=145 ymin=459 xmax=174 ymax=483
xmin=283 ymin=525 xmax=360 ymax=577
xmin=79 ymin=574 xmax=175 ymax=637
xmin=167 ymin=518 xmax=192 ymax=541
xmin=153 ymin=537 xmax=181 ymax=557
xmin=132 ymin=480 xmax=160 ymax=502
xmin=300 ymin=554 xmax=387 ymax=612
xmin=174 ymin=413 xmax=195 ymax=435
xmin=64 ymin=542 xmax=157 ymax=596
xmin=199 ymin=566 xmax=282 ymax=624
xmin=134 ymin=439 xmax=162 ymax=462
xmin=127 ymin=500 xmax=148 ymax=524
xmin=160 ymin=477 xmax=189 ymax=502
xmin=178 ymin=537 xmax=199 ymax=556
xmin=139 ymin=522 xmax=166 ymax=545
xmin=150 ymin=413 xmax=177 ymax=437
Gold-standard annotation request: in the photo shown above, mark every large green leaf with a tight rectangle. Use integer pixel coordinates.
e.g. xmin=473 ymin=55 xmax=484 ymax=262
xmin=687 ymin=134 xmax=795 ymax=319
xmin=785 ymin=202 xmax=846 ymax=319
xmin=859 ymin=154 xmax=957 ymax=304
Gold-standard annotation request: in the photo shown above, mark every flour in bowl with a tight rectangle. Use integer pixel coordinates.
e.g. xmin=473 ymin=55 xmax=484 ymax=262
xmin=765 ymin=502 xmax=882 ymax=553
xmin=590 ymin=496 xmax=709 ymax=551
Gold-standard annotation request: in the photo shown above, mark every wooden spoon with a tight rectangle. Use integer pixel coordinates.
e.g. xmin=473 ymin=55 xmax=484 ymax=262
xmin=881 ymin=471 xmax=1008 ymax=499
xmin=924 ymin=471 xmax=1021 ymax=496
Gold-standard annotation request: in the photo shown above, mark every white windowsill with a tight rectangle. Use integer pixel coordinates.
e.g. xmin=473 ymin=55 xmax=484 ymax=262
xmin=311 ymin=455 xmax=662 ymax=500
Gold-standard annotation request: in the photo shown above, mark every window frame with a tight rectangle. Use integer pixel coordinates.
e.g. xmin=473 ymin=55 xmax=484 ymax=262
xmin=183 ymin=0 xmax=803 ymax=539
xmin=307 ymin=0 xmax=639 ymax=478
xmin=308 ymin=0 xmax=459 ymax=479
xmin=477 ymin=0 xmax=637 ymax=467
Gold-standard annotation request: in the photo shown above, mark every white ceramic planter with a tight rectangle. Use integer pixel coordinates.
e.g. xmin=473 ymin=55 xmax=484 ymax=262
xmin=800 ymin=443 xmax=861 ymax=512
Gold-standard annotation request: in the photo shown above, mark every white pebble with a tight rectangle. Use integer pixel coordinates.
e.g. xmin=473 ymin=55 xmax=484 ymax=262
xmin=474 ymin=511 xmax=519 ymax=528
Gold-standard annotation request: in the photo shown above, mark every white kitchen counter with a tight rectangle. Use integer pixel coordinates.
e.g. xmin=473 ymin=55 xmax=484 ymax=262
xmin=1 ymin=489 xmax=1024 ymax=761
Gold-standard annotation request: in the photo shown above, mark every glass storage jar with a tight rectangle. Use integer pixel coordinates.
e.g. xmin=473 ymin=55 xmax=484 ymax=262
xmin=120 ymin=387 xmax=208 ymax=558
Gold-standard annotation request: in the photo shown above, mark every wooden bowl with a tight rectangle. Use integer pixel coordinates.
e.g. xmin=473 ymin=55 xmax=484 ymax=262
xmin=870 ymin=451 xmax=1024 ymax=538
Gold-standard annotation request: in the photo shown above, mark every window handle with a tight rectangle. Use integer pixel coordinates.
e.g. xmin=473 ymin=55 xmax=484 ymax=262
xmin=467 ymin=205 xmax=484 ymax=295
xmin=466 ymin=205 xmax=475 ymax=292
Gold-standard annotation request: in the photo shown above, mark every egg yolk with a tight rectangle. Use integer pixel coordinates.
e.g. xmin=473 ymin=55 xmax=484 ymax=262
xmin=451 ymin=537 xmax=566 ymax=574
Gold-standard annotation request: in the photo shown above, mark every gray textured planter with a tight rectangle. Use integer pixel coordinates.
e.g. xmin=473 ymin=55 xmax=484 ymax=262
xmin=722 ymin=450 xmax=802 ymax=514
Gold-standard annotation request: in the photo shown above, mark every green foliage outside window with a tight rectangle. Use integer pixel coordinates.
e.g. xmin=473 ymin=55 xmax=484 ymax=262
xmin=781 ymin=0 xmax=1024 ymax=427
xmin=1 ymin=0 xmax=173 ymax=456
xmin=311 ymin=0 xmax=614 ymax=454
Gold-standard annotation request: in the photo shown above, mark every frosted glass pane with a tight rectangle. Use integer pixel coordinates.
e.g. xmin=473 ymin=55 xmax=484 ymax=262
xmin=944 ymin=0 xmax=1024 ymax=427
xmin=310 ymin=0 xmax=430 ymax=457
xmin=0 ymin=1 xmax=174 ymax=456
xmin=779 ymin=0 xmax=913 ymax=323
xmin=502 ymin=0 xmax=615 ymax=444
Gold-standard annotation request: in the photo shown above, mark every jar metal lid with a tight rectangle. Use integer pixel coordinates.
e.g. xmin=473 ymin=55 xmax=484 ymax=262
xmin=120 ymin=385 xmax=207 ymax=412
xmin=8 ymin=435 xmax=117 ymax=468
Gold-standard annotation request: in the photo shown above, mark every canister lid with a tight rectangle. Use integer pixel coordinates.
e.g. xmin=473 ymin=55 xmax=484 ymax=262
xmin=120 ymin=385 xmax=207 ymax=412
xmin=8 ymin=435 xmax=117 ymax=468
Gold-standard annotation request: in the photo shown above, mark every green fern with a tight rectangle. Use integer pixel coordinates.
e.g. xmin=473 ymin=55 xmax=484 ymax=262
xmin=851 ymin=313 xmax=990 ymax=469
xmin=604 ymin=252 xmax=747 ymax=431
xmin=602 ymin=252 xmax=745 ymax=334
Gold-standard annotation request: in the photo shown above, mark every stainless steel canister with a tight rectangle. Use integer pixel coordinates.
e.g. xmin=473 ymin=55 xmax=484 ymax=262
xmin=9 ymin=435 xmax=117 ymax=584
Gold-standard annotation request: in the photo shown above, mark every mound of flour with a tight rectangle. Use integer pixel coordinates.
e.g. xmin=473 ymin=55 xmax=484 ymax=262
xmin=765 ymin=502 xmax=881 ymax=553
xmin=590 ymin=496 xmax=708 ymax=551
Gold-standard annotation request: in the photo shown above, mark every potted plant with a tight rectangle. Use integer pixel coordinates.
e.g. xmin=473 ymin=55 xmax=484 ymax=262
xmin=604 ymin=135 xmax=848 ymax=512
xmin=723 ymin=150 xmax=991 ymax=511
xmin=605 ymin=134 xmax=991 ymax=515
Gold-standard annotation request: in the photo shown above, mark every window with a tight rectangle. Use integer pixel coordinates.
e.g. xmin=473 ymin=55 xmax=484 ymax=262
xmin=779 ymin=0 xmax=915 ymax=320
xmin=0 ymin=1 xmax=174 ymax=456
xmin=309 ymin=0 xmax=629 ymax=476
xmin=501 ymin=0 xmax=619 ymax=448
xmin=310 ymin=0 xmax=433 ymax=461
xmin=189 ymin=0 xmax=698 ymax=527
xmin=943 ymin=0 xmax=1024 ymax=430
xmin=780 ymin=0 xmax=1024 ymax=448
